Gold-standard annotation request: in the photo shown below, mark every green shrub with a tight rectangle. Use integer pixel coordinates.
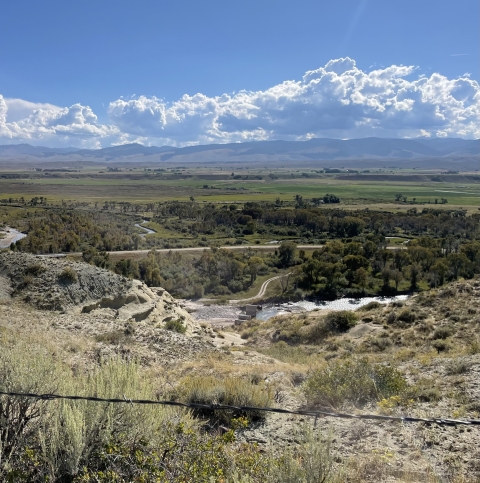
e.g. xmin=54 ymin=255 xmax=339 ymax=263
xmin=306 ymin=319 xmax=329 ymax=342
xmin=176 ymin=376 xmax=273 ymax=424
xmin=397 ymin=308 xmax=415 ymax=323
xmin=0 ymin=340 xmax=337 ymax=483
xmin=358 ymin=301 xmax=381 ymax=311
xmin=445 ymin=358 xmax=471 ymax=375
xmin=25 ymin=263 xmax=46 ymax=276
xmin=432 ymin=326 xmax=453 ymax=340
xmin=367 ymin=336 xmax=392 ymax=352
xmin=324 ymin=311 xmax=358 ymax=333
xmin=408 ymin=378 xmax=441 ymax=402
xmin=0 ymin=346 xmax=178 ymax=482
xmin=307 ymin=311 xmax=358 ymax=342
xmin=165 ymin=318 xmax=187 ymax=334
xmin=467 ymin=339 xmax=480 ymax=355
xmin=304 ymin=357 xmax=407 ymax=408
xmin=432 ymin=339 xmax=451 ymax=353
xmin=72 ymin=422 xmax=337 ymax=483
xmin=59 ymin=266 xmax=78 ymax=284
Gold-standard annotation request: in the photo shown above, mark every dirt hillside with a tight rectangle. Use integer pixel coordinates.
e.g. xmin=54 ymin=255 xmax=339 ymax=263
xmin=0 ymin=252 xmax=201 ymax=332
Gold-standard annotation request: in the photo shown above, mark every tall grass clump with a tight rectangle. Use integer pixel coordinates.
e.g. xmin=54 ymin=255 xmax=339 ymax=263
xmin=261 ymin=426 xmax=334 ymax=483
xmin=258 ymin=341 xmax=319 ymax=365
xmin=358 ymin=301 xmax=381 ymax=312
xmin=58 ymin=266 xmax=78 ymax=284
xmin=304 ymin=357 xmax=407 ymax=409
xmin=176 ymin=375 xmax=273 ymax=425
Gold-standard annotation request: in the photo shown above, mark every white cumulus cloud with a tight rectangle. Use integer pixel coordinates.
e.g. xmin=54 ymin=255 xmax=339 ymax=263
xmin=0 ymin=58 xmax=479 ymax=147
xmin=4 ymin=98 xmax=62 ymax=123
xmin=107 ymin=58 xmax=480 ymax=145
xmin=0 ymin=96 xmax=117 ymax=147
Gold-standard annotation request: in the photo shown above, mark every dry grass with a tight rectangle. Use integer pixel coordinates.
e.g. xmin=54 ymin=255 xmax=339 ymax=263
xmin=173 ymin=375 xmax=274 ymax=424
xmin=174 ymin=349 xmax=309 ymax=378
xmin=304 ymin=357 xmax=407 ymax=409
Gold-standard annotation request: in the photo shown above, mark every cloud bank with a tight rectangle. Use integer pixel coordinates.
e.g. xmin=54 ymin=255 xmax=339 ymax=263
xmin=1 ymin=58 xmax=479 ymax=147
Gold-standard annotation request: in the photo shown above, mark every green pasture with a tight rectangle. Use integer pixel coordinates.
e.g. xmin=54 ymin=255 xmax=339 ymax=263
xmin=0 ymin=174 xmax=479 ymax=207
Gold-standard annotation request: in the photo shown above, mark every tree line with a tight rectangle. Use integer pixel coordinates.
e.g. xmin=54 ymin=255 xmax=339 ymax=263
xmin=83 ymin=246 xmax=277 ymax=299
xmin=296 ymin=237 xmax=480 ymax=297
xmin=10 ymin=210 xmax=141 ymax=254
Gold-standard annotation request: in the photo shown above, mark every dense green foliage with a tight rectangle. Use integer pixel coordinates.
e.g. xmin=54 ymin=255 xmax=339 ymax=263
xmin=297 ymin=237 xmax=480 ymax=297
xmin=87 ymin=236 xmax=480 ymax=300
xmin=4 ymin=201 xmax=480 ymax=299
xmin=147 ymin=201 xmax=480 ymax=243
xmin=5 ymin=201 xmax=480 ymax=252
xmin=102 ymin=248 xmax=276 ymax=298
xmin=10 ymin=209 xmax=141 ymax=254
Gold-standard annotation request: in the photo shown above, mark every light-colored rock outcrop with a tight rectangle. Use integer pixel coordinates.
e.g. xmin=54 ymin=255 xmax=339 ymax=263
xmin=0 ymin=252 xmax=200 ymax=335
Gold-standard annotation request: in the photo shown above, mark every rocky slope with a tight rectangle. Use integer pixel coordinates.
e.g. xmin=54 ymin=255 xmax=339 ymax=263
xmin=0 ymin=252 xmax=198 ymax=332
xmin=228 ymin=278 xmax=480 ymax=480
xmin=0 ymin=252 xmax=220 ymax=365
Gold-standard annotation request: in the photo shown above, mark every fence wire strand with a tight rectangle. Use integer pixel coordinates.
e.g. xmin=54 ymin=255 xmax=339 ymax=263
xmin=0 ymin=390 xmax=479 ymax=427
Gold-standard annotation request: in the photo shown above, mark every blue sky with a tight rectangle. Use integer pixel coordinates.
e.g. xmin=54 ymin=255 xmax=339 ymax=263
xmin=0 ymin=0 xmax=478 ymax=147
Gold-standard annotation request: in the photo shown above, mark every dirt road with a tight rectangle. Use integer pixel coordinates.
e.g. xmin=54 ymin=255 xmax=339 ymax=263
xmin=232 ymin=273 xmax=291 ymax=303
xmin=39 ymin=245 xmax=326 ymax=258
xmin=39 ymin=244 xmax=405 ymax=259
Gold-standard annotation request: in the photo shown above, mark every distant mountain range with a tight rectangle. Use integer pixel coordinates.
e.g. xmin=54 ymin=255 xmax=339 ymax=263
xmin=0 ymin=143 xmax=172 ymax=158
xmin=0 ymin=137 xmax=478 ymax=162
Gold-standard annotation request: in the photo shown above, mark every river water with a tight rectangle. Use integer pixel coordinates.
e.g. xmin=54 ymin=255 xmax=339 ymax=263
xmin=187 ymin=294 xmax=410 ymax=324
xmin=0 ymin=227 xmax=27 ymax=248
xmin=255 ymin=295 xmax=409 ymax=320
xmin=134 ymin=221 xmax=156 ymax=237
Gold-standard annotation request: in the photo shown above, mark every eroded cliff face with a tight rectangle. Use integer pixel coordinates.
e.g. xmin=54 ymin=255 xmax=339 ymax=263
xmin=0 ymin=252 xmax=198 ymax=335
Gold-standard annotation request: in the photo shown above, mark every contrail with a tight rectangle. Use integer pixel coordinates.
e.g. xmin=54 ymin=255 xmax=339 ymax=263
xmin=342 ymin=0 xmax=368 ymax=51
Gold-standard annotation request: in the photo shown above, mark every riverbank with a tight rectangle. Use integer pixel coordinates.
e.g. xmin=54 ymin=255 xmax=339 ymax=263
xmin=0 ymin=227 xmax=27 ymax=249
xmin=184 ymin=294 xmax=410 ymax=327
xmin=255 ymin=295 xmax=410 ymax=320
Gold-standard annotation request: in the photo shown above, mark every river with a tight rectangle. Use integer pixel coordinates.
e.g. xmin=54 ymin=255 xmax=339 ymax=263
xmin=134 ymin=220 xmax=156 ymax=237
xmin=255 ymin=295 xmax=409 ymax=320
xmin=187 ymin=294 xmax=409 ymax=324
xmin=0 ymin=227 xmax=27 ymax=249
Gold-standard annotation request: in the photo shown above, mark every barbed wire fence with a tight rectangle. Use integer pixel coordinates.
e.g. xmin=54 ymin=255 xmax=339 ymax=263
xmin=1 ymin=390 xmax=479 ymax=427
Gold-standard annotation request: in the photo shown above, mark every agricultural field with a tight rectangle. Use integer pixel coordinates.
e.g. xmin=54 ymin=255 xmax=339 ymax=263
xmin=0 ymin=165 xmax=479 ymax=209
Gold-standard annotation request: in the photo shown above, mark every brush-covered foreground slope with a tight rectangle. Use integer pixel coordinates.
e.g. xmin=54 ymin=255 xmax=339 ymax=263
xmin=1 ymin=250 xmax=480 ymax=481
